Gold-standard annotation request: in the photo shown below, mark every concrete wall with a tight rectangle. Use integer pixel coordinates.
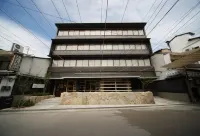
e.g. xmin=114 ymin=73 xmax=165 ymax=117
xmin=158 ymin=92 xmax=190 ymax=102
xmin=169 ymin=34 xmax=191 ymax=52
xmin=60 ymin=92 xmax=155 ymax=105
xmin=0 ymin=76 xmax=16 ymax=97
xmin=151 ymin=54 xmax=167 ymax=76
xmin=19 ymin=57 xmax=50 ymax=78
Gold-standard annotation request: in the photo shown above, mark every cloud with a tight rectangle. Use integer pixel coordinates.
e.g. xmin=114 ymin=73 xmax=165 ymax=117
xmin=0 ymin=17 xmax=51 ymax=57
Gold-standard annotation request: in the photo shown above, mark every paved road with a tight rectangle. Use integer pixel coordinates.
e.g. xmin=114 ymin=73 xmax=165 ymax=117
xmin=0 ymin=106 xmax=200 ymax=136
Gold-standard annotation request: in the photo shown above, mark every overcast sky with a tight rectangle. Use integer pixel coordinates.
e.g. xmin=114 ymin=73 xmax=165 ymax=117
xmin=0 ymin=0 xmax=200 ymax=57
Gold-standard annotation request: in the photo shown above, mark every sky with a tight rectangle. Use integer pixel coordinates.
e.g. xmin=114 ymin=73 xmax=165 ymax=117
xmin=0 ymin=0 xmax=200 ymax=57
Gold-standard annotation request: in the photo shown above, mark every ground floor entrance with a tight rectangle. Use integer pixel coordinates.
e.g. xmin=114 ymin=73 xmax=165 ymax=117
xmin=51 ymin=78 xmax=143 ymax=97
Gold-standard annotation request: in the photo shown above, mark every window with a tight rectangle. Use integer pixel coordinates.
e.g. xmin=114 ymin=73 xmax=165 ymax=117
xmin=80 ymin=31 xmax=85 ymax=35
xmin=90 ymin=44 xmax=100 ymax=50
xmin=96 ymin=30 xmax=101 ymax=35
xmin=57 ymin=60 xmax=64 ymax=67
xmin=64 ymin=60 xmax=76 ymax=67
xmin=129 ymin=44 xmax=135 ymax=49
xmin=144 ymin=59 xmax=150 ymax=66
xmin=82 ymin=60 xmax=88 ymax=67
xmin=76 ymin=60 xmax=83 ymax=67
xmin=127 ymin=30 xmax=133 ymax=35
xmin=141 ymin=44 xmax=146 ymax=49
xmin=89 ymin=60 xmax=95 ymax=66
xmin=85 ymin=30 xmax=90 ymax=35
xmin=117 ymin=30 xmax=123 ymax=35
xmin=124 ymin=44 xmax=130 ymax=50
xmin=118 ymin=44 xmax=124 ymax=50
xmin=69 ymin=31 xmax=74 ymax=36
xmin=103 ymin=44 xmax=112 ymax=50
xmin=132 ymin=60 xmax=138 ymax=66
xmin=102 ymin=60 xmax=108 ymax=66
xmin=74 ymin=31 xmax=79 ymax=35
xmin=113 ymin=45 xmax=119 ymax=50
xmin=52 ymin=60 xmax=58 ymax=67
xmin=83 ymin=44 xmax=89 ymax=50
xmin=90 ymin=31 xmax=96 ymax=35
xmin=107 ymin=60 xmax=113 ymax=66
xmin=138 ymin=60 xmax=144 ymax=66
xmin=78 ymin=45 xmax=84 ymax=50
xmin=105 ymin=30 xmax=112 ymax=35
xmin=112 ymin=30 xmax=117 ymax=35
xmin=95 ymin=60 xmax=101 ymax=66
xmin=123 ymin=30 xmax=128 ymax=35
xmin=63 ymin=31 xmax=68 ymax=36
xmin=126 ymin=60 xmax=132 ymax=66
xmin=114 ymin=60 xmax=120 ymax=66
xmin=136 ymin=44 xmax=141 ymax=50
xmin=58 ymin=31 xmax=64 ymax=36
xmin=119 ymin=60 xmax=126 ymax=66
xmin=67 ymin=45 xmax=77 ymax=50
xmin=138 ymin=30 xmax=144 ymax=35
xmin=133 ymin=30 xmax=138 ymax=35
xmin=0 ymin=61 xmax=10 ymax=70
xmin=56 ymin=45 xmax=66 ymax=50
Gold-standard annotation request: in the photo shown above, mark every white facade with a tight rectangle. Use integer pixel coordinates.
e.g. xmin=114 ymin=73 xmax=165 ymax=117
xmin=0 ymin=76 xmax=16 ymax=97
xmin=19 ymin=56 xmax=51 ymax=78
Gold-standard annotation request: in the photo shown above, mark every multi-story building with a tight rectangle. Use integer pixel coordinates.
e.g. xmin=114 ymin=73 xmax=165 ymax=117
xmin=48 ymin=23 xmax=155 ymax=96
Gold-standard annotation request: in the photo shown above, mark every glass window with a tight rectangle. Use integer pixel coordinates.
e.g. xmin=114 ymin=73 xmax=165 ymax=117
xmin=120 ymin=60 xmax=126 ymax=66
xmin=123 ymin=30 xmax=128 ymax=35
xmin=132 ymin=60 xmax=138 ymax=66
xmin=60 ymin=45 xmax=66 ymax=50
xmin=80 ymin=31 xmax=85 ymax=35
xmin=82 ymin=60 xmax=88 ymax=67
xmin=114 ymin=60 xmax=120 ymax=66
xmin=101 ymin=31 xmax=105 ymax=35
xmin=96 ymin=30 xmax=101 ymax=35
xmin=112 ymin=30 xmax=117 ymax=35
xmin=78 ymin=45 xmax=84 ymax=50
xmin=117 ymin=30 xmax=123 ymax=35
xmin=107 ymin=60 xmax=113 ymax=66
xmin=129 ymin=44 xmax=135 ymax=49
xmin=126 ymin=60 xmax=132 ymax=66
xmin=58 ymin=31 xmax=64 ymax=36
xmin=127 ymin=30 xmax=133 ymax=35
xmin=138 ymin=30 xmax=144 ymax=35
xmin=124 ymin=44 xmax=130 ymax=50
xmin=118 ymin=44 xmax=124 ymax=50
xmin=141 ymin=44 xmax=146 ymax=49
xmin=55 ymin=45 xmax=61 ymax=50
xmin=138 ymin=60 xmax=145 ymax=66
xmin=66 ymin=45 xmax=74 ymax=50
xmin=107 ymin=44 xmax=112 ymax=50
xmin=83 ymin=44 xmax=89 ymax=50
xmin=113 ymin=45 xmax=119 ymax=50
xmin=102 ymin=60 xmax=107 ymax=66
xmin=95 ymin=60 xmax=101 ymax=66
xmin=70 ymin=60 xmax=76 ymax=67
xmin=74 ymin=31 xmax=79 ymax=35
xmin=89 ymin=60 xmax=95 ymax=66
xmin=57 ymin=60 xmax=64 ymax=67
xmin=71 ymin=45 xmax=77 ymax=50
xmin=133 ymin=30 xmax=139 ymax=35
xmin=63 ymin=31 xmax=68 ymax=36
xmin=85 ymin=30 xmax=90 ymax=35
xmin=136 ymin=44 xmax=142 ymax=50
xmin=64 ymin=60 xmax=70 ymax=67
xmin=90 ymin=44 xmax=100 ymax=50
xmin=144 ymin=59 xmax=150 ymax=66
xmin=52 ymin=60 xmax=58 ymax=67
xmin=90 ymin=31 xmax=96 ymax=35
xmin=69 ymin=31 xmax=74 ymax=36
xmin=76 ymin=60 xmax=83 ymax=67
xmin=105 ymin=30 xmax=112 ymax=35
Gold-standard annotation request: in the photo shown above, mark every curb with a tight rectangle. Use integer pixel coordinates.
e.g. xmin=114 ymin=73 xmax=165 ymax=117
xmin=0 ymin=103 xmax=195 ymax=113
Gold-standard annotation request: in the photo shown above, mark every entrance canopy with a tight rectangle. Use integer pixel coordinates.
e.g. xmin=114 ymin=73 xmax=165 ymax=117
xmin=163 ymin=48 xmax=200 ymax=69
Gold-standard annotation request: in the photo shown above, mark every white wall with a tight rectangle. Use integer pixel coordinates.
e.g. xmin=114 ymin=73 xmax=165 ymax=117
xmin=151 ymin=54 xmax=167 ymax=77
xmin=0 ymin=76 xmax=16 ymax=97
xmin=19 ymin=57 xmax=50 ymax=78
xmin=169 ymin=34 xmax=191 ymax=52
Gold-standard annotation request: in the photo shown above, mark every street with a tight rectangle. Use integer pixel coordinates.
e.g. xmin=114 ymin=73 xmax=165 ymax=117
xmin=1 ymin=105 xmax=200 ymax=136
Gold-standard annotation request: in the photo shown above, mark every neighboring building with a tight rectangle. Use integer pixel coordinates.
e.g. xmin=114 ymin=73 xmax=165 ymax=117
xmin=48 ymin=23 xmax=155 ymax=96
xmin=149 ymin=32 xmax=200 ymax=102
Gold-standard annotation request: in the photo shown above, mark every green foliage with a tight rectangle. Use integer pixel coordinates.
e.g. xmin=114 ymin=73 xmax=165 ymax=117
xmin=31 ymin=92 xmax=50 ymax=96
xmin=13 ymin=99 xmax=35 ymax=108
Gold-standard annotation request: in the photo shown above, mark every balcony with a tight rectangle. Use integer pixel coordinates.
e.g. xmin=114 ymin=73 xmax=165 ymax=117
xmin=52 ymin=50 xmax=150 ymax=57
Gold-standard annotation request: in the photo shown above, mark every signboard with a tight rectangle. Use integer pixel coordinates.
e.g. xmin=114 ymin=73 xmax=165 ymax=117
xmin=32 ymin=84 xmax=45 ymax=89
xmin=9 ymin=54 xmax=22 ymax=71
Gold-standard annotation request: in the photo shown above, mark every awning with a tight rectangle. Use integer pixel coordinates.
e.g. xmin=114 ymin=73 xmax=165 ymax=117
xmin=163 ymin=48 xmax=200 ymax=68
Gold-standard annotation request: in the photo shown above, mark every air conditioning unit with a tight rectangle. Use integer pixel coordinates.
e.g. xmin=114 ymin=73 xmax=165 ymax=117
xmin=11 ymin=43 xmax=24 ymax=53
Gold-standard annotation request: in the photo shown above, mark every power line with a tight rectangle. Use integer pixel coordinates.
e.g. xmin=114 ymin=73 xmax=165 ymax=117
xmin=142 ymin=0 xmax=158 ymax=21
xmin=145 ymin=0 xmax=165 ymax=24
xmin=121 ymin=0 xmax=130 ymax=22
xmin=62 ymin=0 xmax=71 ymax=21
xmin=147 ymin=0 xmax=181 ymax=35
xmin=153 ymin=1 xmax=200 ymax=51
xmin=51 ymin=0 xmax=64 ymax=23
xmin=30 ymin=0 xmax=56 ymax=31
xmin=15 ymin=0 xmax=52 ymax=38
xmin=75 ymin=0 xmax=82 ymax=23
xmin=146 ymin=0 xmax=168 ymax=30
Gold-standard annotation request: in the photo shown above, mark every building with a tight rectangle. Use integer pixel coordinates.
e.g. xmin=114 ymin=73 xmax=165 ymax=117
xmin=149 ymin=32 xmax=200 ymax=102
xmin=48 ymin=23 xmax=155 ymax=96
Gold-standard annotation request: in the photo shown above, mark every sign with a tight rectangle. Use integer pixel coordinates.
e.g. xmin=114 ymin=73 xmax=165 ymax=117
xmin=9 ymin=54 xmax=22 ymax=71
xmin=32 ymin=84 xmax=45 ymax=89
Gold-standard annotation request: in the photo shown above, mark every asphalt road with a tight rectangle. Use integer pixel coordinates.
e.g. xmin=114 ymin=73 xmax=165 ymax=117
xmin=0 ymin=106 xmax=200 ymax=136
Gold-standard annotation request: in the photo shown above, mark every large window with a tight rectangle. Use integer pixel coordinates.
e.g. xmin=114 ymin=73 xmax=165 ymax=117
xmin=58 ymin=29 xmax=145 ymax=36
xmin=52 ymin=59 xmax=151 ymax=67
